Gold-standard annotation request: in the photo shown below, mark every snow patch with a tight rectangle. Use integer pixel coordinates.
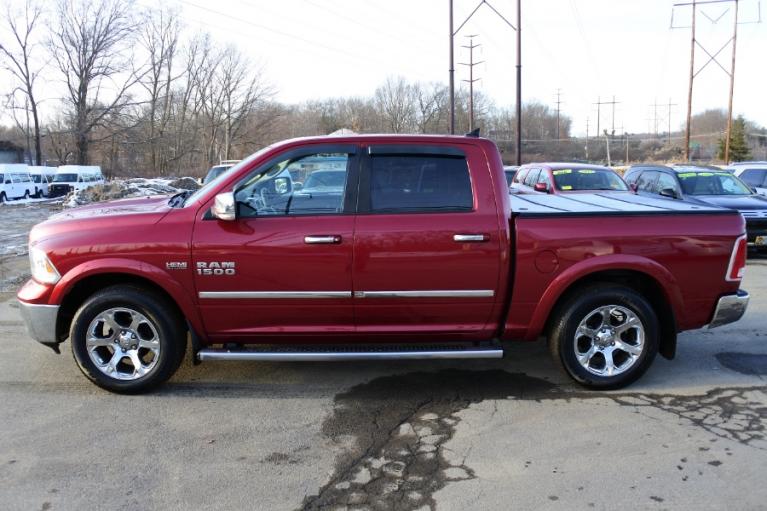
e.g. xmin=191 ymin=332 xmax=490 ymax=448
xmin=62 ymin=177 xmax=200 ymax=208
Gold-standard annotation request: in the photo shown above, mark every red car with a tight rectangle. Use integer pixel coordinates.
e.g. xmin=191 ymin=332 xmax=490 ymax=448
xmin=511 ymin=163 xmax=628 ymax=195
xmin=18 ymin=135 xmax=749 ymax=393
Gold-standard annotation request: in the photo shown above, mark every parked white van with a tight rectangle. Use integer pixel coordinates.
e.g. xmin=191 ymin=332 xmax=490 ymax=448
xmin=49 ymin=166 xmax=105 ymax=197
xmin=28 ymin=166 xmax=57 ymax=198
xmin=0 ymin=164 xmax=36 ymax=202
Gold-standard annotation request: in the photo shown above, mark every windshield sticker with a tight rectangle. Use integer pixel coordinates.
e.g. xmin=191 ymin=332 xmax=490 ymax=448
xmin=678 ymin=173 xmax=696 ymax=178
xmin=552 ymin=169 xmax=572 ymax=175
xmin=561 ymin=185 xmax=573 ymax=190
xmin=578 ymin=169 xmax=596 ymax=174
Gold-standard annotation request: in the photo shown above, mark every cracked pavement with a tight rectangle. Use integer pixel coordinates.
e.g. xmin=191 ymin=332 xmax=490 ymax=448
xmin=1 ymin=258 xmax=766 ymax=511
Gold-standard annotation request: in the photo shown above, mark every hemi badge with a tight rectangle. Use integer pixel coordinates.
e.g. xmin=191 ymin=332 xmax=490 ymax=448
xmin=166 ymin=261 xmax=188 ymax=270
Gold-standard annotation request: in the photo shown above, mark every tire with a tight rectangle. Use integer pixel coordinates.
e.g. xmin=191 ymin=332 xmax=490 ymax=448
xmin=70 ymin=285 xmax=187 ymax=394
xmin=24 ymin=190 xmax=30 ymax=199
xmin=548 ymin=283 xmax=659 ymax=390
xmin=0 ymin=192 xmax=5 ymax=203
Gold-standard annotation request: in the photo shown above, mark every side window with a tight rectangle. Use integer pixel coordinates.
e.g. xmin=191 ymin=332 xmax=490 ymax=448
xmin=514 ymin=168 xmax=528 ymax=184
xmin=636 ymin=171 xmax=659 ymax=192
xmin=624 ymin=171 xmax=640 ymax=185
xmin=537 ymin=170 xmax=551 ymax=186
xmin=0 ymin=173 xmax=4 ymax=183
xmin=740 ymin=169 xmax=767 ymax=187
xmin=656 ymin=173 xmax=679 ymax=195
xmin=368 ymin=155 xmax=473 ymax=213
xmin=235 ymin=152 xmax=350 ymax=217
xmin=524 ymin=168 xmax=540 ymax=187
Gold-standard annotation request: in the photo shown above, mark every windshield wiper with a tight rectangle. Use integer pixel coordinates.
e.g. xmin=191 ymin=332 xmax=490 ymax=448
xmin=168 ymin=190 xmax=192 ymax=208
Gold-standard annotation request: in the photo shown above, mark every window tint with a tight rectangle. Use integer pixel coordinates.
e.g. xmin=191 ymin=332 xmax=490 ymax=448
xmin=369 ymin=155 xmax=473 ymax=212
xmin=740 ymin=169 xmax=767 ymax=187
xmin=236 ymin=153 xmax=350 ymax=217
xmin=523 ymin=168 xmax=540 ymax=187
xmin=636 ymin=171 xmax=659 ymax=192
xmin=656 ymin=173 xmax=679 ymax=195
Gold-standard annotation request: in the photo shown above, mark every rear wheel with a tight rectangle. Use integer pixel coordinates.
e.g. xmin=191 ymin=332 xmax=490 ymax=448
xmin=548 ymin=283 xmax=659 ymax=390
xmin=70 ymin=285 xmax=186 ymax=394
xmin=24 ymin=190 xmax=30 ymax=199
xmin=0 ymin=192 xmax=6 ymax=203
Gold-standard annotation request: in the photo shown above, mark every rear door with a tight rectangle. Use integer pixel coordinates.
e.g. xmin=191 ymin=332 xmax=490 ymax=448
xmin=352 ymin=144 xmax=502 ymax=339
xmin=192 ymin=144 xmax=359 ymax=342
xmin=635 ymin=170 xmax=660 ymax=197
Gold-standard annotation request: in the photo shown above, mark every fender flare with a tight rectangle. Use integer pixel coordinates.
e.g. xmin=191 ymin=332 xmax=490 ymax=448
xmin=51 ymin=258 xmax=206 ymax=340
xmin=523 ymin=254 xmax=684 ymax=341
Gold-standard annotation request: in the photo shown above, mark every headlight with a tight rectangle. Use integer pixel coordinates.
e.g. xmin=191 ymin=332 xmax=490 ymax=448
xmin=29 ymin=247 xmax=61 ymax=284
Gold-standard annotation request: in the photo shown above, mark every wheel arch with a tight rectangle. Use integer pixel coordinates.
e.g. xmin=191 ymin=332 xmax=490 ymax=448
xmin=542 ymin=269 xmax=678 ymax=360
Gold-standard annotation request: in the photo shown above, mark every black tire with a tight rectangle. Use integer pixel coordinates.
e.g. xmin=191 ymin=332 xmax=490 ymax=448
xmin=70 ymin=285 xmax=186 ymax=394
xmin=24 ymin=190 xmax=29 ymax=199
xmin=0 ymin=192 xmax=5 ymax=203
xmin=548 ymin=283 xmax=659 ymax=390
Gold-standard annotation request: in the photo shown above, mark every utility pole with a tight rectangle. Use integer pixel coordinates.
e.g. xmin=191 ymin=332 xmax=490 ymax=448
xmin=625 ymin=132 xmax=630 ymax=164
xmin=649 ymin=99 xmax=661 ymax=136
xmin=667 ymin=98 xmax=678 ymax=144
xmin=724 ymin=0 xmax=739 ymax=163
xmin=585 ymin=117 xmax=590 ymax=161
xmin=460 ymin=35 xmax=484 ymax=132
xmin=515 ymin=0 xmax=522 ymax=165
xmin=685 ymin=0 xmax=696 ymax=160
xmin=607 ymin=96 xmax=620 ymax=134
xmin=554 ymin=88 xmax=563 ymax=140
xmin=593 ymin=96 xmax=601 ymax=137
xmin=449 ymin=0 xmax=455 ymax=134
xmin=604 ymin=129 xmax=611 ymax=166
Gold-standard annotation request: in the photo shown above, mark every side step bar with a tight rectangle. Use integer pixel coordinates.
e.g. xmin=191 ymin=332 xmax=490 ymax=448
xmin=197 ymin=346 xmax=504 ymax=362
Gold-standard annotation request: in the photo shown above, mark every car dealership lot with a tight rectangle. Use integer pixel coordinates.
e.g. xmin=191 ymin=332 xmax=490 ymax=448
xmin=1 ymin=260 xmax=765 ymax=511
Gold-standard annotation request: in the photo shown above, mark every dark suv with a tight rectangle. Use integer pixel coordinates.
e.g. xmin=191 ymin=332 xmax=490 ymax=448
xmin=625 ymin=164 xmax=767 ymax=250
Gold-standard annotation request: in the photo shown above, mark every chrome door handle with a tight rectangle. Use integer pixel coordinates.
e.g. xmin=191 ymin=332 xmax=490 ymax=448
xmin=304 ymin=235 xmax=342 ymax=244
xmin=453 ymin=234 xmax=488 ymax=242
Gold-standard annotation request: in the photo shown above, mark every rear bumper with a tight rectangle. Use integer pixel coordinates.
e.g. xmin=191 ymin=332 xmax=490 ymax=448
xmin=707 ymin=290 xmax=749 ymax=329
xmin=18 ymin=301 xmax=59 ymax=344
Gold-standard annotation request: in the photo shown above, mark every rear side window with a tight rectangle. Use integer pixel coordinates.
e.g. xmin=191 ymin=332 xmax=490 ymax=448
xmin=636 ymin=171 xmax=659 ymax=192
xmin=369 ymin=155 xmax=473 ymax=213
xmin=523 ymin=168 xmax=541 ymax=187
xmin=514 ymin=168 xmax=529 ymax=184
xmin=739 ymin=169 xmax=767 ymax=187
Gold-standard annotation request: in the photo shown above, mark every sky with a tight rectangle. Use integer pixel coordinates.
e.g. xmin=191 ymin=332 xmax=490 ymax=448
xmin=4 ymin=0 xmax=766 ymax=137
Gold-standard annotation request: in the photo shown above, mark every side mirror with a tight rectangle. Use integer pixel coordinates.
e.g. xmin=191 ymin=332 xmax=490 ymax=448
xmin=211 ymin=192 xmax=237 ymax=221
xmin=629 ymin=183 xmax=638 ymax=192
xmin=658 ymin=187 xmax=678 ymax=199
xmin=533 ymin=182 xmax=549 ymax=193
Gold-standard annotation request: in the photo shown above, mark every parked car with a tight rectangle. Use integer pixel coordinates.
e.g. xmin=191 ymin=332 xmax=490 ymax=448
xmin=28 ymin=166 xmax=57 ymax=198
xmin=728 ymin=162 xmax=767 ymax=196
xmin=511 ymin=163 xmax=628 ymax=194
xmin=203 ymin=160 xmax=240 ymax=184
xmin=625 ymin=164 xmax=767 ymax=251
xmin=0 ymin=164 xmax=36 ymax=202
xmin=48 ymin=166 xmax=105 ymax=198
xmin=19 ymin=135 xmax=749 ymax=393
xmin=503 ymin=166 xmax=519 ymax=188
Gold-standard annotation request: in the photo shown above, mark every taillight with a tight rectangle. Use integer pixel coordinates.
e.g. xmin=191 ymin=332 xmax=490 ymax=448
xmin=725 ymin=234 xmax=747 ymax=282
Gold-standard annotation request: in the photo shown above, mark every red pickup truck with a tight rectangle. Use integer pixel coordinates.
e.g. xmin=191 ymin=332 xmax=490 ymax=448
xmin=18 ymin=135 xmax=750 ymax=393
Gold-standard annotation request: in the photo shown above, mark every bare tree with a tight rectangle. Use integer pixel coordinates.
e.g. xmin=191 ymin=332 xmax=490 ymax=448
xmin=49 ymin=0 xmax=142 ymax=164
xmin=374 ymin=76 xmax=416 ymax=133
xmin=138 ymin=5 xmax=181 ymax=173
xmin=413 ymin=82 xmax=448 ymax=134
xmin=0 ymin=0 xmax=45 ymax=164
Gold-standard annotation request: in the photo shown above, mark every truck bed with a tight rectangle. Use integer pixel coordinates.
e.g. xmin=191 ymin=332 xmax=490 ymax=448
xmin=509 ymin=192 xmax=735 ymax=216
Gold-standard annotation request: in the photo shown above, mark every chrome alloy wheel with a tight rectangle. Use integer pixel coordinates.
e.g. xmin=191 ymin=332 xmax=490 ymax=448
xmin=573 ymin=305 xmax=645 ymax=377
xmin=85 ymin=307 xmax=161 ymax=380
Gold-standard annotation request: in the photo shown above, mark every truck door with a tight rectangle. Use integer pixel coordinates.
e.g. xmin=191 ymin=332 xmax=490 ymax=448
xmin=191 ymin=144 xmax=359 ymax=342
xmin=352 ymin=144 xmax=502 ymax=339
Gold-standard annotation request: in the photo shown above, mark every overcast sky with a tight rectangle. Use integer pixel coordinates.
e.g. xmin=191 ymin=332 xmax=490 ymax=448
xmin=6 ymin=0 xmax=767 ymax=137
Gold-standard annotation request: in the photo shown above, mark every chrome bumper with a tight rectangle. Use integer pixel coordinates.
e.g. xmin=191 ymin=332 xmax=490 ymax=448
xmin=707 ymin=290 xmax=749 ymax=329
xmin=18 ymin=301 xmax=59 ymax=344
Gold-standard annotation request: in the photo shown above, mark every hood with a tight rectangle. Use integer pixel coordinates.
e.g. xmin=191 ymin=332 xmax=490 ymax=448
xmin=31 ymin=195 xmax=173 ymax=246
xmin=691 ymin=194 xmax=767 ymax=211
xmin=48 ymin=195 xmax=172 ymax=222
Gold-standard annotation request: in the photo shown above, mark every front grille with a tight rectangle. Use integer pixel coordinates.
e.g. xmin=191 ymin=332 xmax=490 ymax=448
xmin=48 ymin=184 xmax=72 ymax=198
xmin=745 ymin=218 xmax=767 ymax=242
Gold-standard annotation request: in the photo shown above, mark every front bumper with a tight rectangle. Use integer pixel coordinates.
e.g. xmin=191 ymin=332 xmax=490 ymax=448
xmin=18 ymin=301 xmax=59 ymax=344
xmin=707 ymin=290 xmax=749 ymax=329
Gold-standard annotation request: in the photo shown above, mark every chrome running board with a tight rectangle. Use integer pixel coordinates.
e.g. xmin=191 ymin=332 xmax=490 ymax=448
xmin=197 ymin=345 xmax=503 ymax=362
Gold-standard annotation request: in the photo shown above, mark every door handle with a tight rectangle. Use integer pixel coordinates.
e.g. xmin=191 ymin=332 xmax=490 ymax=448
xmin=304 ymin=235 xmax=342 ymax=244
xmin=453 ymin=234 xmax=488 ymax=242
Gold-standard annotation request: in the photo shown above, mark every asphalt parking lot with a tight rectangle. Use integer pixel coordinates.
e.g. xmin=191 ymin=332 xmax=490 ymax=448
xmin=1 ymin=260 xmax=766 ymax=511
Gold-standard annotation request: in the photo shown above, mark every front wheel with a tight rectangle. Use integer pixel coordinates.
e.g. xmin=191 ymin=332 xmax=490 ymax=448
xmin=0 ymin=192 xmax=6 ymax=203
xmin=70 ymin=285 xmax=187 ymax=394
xmin=548 ymin=284 xmax=659 ymax=390
xmin=24 ymin=190 xmax=29 ymax=199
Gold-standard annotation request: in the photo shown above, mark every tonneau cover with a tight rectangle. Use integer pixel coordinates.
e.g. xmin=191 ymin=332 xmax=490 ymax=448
xmin=510 ymin=192 xmax=736 ymax=216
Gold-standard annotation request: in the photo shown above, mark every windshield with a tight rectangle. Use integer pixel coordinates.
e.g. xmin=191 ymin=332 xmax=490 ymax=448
xmin=303 ymin=171 xmax=345 ymax=189
xmin=551 ymin=168 xmax=628 ymax=191
xmin=31 ymin=175 xmax=42 ymax=183
xmin=183 ymin=146 xmax=275 ymax=207
xmin=53 ymin=173 xmax=78 ymax=182
xmin=678 ymin=171 xmax=753 ymax=196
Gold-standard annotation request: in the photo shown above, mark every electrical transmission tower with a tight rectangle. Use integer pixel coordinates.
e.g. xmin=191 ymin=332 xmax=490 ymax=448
xmin=594 ymin=96 xmax=620 ymax=137
xmin=554 ymin=89 xmax=563 ymax=140
xmin=460 ymin=35 xmax=484 ymax=132
xmin=671 ymin=0 xmax=761 ymax=162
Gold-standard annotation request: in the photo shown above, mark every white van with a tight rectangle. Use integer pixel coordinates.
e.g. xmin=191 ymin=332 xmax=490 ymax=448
xmin=49 ymin=165 xmax=105 ymax=197
xmin=0 ymin=164 xmax=36 ymax=202
xmin=27 ymin=166 xmax=57 ymax=198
